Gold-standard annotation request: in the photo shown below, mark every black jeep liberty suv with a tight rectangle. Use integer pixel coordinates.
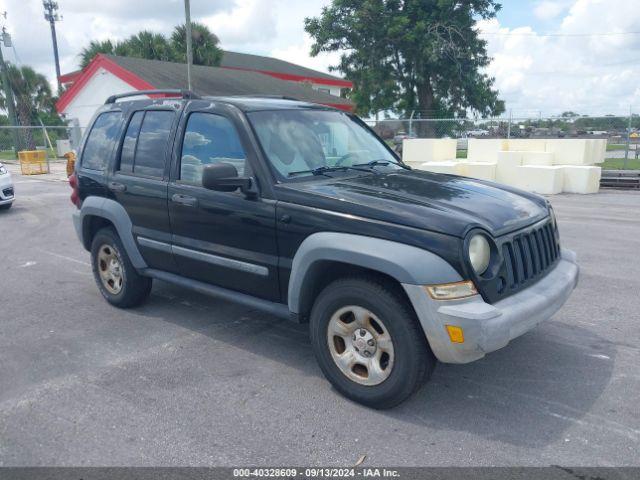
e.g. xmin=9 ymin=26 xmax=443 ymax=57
xmin=70 ymin=90 xmax=579 ymax=408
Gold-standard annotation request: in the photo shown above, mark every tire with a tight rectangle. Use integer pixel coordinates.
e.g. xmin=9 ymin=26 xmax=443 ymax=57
xmin=309 ymin=276 xmax=436 ymax=409
xmin=0 ymin=203 xmax=12 ymax=210
xmin=90 ymin=227 xmax=152 ymax=308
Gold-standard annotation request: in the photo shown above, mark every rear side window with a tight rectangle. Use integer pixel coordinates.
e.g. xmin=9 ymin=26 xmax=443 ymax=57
xmin=117 ymin=110 xmax=174 ymax=178
xmin=119 ymin=111 xmax=144 ymax=174
xmin=82 ymin=112 xmax=122 ymax=171
xmin=134 ymin=111 xmax=174 ymax=178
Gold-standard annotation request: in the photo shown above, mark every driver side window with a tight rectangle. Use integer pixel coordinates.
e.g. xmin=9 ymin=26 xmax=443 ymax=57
xmin=180 ymin=113 xmax=246 ymax=185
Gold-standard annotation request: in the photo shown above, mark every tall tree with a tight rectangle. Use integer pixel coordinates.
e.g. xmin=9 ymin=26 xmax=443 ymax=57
xmin=171 ymin=22 xmax=223 ymax=67
xmin=0 ymin=64 xmax=56 ymax=149
xmin=79 ymin=40 xmax=130 ymax=69
xmin=126 ymin=31 xmax=177 ymax=63
xmin=305 ymin=0 xmax=505 ymax=124
xmin=79 ymin=23 xmax=223 ymax=69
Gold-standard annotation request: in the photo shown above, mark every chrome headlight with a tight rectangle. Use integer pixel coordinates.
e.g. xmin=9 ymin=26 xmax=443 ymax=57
xmin=0 ymin=165 xmax=7 ymax=175
xmin=468 ymin=233 xmax=491 ymax=275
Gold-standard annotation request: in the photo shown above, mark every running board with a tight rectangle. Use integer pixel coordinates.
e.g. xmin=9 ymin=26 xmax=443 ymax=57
xmin=143 ymin=269 xmax=294 ymax=321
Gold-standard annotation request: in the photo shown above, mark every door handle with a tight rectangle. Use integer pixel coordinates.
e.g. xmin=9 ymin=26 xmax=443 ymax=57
xmin=108 ymin=181 xmax=126 ymax=192
xmin=171 ymin=193 xmax=198 ymax=207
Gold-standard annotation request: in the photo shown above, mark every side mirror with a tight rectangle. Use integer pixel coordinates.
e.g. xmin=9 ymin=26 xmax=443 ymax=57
xmin=202 ymin=163 xmax=254 ymax=195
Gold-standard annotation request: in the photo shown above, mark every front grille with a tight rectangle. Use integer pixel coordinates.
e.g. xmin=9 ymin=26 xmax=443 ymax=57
xmin=2 ymin=187 xmax=13 ymax=198
xmin=501 ymin=220 xmax=559 ymax=290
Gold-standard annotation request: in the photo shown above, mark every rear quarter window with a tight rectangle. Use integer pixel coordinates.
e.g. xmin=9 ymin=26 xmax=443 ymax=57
xmin=81 ymin=112 xmax=122 ymax=171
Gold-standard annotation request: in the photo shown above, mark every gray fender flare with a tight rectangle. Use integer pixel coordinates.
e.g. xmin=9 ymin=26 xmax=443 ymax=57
xmin=287 ymin=232 xmax=462 ymax=314
xmin=77 ymin=196 xmax=147 ymax=270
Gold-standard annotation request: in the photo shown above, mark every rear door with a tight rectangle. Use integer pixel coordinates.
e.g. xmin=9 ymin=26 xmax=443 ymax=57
xmin=110 ymin=107 xmax=179 ymax=273
xmin=167 ymin=104 xmax=279 ymax=301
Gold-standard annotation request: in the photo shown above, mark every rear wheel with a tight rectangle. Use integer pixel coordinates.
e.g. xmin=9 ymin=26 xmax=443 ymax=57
xmin=309 ymin=276 xmax=436 ymax=409
xmin=90 ymin=227 xmax=152 ymax=308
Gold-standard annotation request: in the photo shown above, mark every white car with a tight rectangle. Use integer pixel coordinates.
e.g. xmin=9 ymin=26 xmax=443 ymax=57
xmin=0 ymin=163 xmax=15 ymax=210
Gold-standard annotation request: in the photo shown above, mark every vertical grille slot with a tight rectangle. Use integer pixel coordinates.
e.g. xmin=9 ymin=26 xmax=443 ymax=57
xmin=502 ymin=243 xmax=516 ymax=288
xmin=499 ymin=219 xmax=559 ymax=292
xmin=528 ymin=232 xmax=536 ymax=270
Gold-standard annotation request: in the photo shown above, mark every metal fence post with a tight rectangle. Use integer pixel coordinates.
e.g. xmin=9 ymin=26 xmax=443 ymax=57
xmin=624 ymin=107 xmax=631 ymax=170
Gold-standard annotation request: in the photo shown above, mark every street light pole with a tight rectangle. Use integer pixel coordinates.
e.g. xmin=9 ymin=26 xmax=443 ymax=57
xmin=43 ymin=1 xmax=62 ymax=94
xmin=184 ymin=0 xmax=193 ymax=91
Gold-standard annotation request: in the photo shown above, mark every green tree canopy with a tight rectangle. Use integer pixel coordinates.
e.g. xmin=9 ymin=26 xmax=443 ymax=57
xmin=0 ymin=63 xmax=59 ymax=148
xmin=305 ymin=0 xmax=505 ymax=120
xmin=79 ymin=23 xmax=222 ymax=69
xmin=171 ymin=23 xmax=223 ymax=67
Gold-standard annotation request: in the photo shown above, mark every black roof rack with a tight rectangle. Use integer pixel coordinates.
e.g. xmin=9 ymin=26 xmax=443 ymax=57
xmin=230 ymin=94 xmax=302 ymax=102
xmin=105 ymin=89 xmax=200 ymax=104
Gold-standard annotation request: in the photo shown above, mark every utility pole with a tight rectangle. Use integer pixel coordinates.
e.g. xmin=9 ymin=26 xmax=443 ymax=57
xmin=184 ymin=0 xmax=193 ymax=91
xmin=43 ymin=1 xmax=62 ymax=93
xmin=0 ymin=17 xmax=21 ymax=152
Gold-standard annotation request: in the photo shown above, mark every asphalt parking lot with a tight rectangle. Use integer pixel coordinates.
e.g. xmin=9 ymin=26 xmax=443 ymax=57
xmin=0 ymin=174 xmax=639 ymax=467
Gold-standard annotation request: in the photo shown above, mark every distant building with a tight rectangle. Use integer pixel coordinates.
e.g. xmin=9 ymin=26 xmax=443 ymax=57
xmin=57 ymin=53 xmax=353 ymax=128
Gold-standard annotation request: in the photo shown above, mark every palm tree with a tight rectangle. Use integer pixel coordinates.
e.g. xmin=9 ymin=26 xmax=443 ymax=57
xmin=0 ymin=64 xmax=55 ymax=149
xmin=126 ymin=31 xmax=177 ymax=63
xmin=79 ymin=40 xmax=131 ymax=68
xmin=79 ymin=24 xmax=223 ymax=70
xmin=171 ymin=22 xmax=223 ymax=67
xmin=80 ymin=40 xmax=115 ymax=69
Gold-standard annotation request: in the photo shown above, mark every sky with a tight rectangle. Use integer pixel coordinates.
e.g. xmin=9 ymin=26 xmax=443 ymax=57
xmin=0 ymin=0 xmax=639 ymax=117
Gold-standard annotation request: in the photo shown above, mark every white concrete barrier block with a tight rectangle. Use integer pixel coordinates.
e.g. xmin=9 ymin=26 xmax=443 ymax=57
xmin=562 ymin=166 xmax=601 ymax=194
xmin=514 ymin=166 xmax=564 ymax=195
xmin=456 ymin=162 xmax=496 ymax=181
xmin=593 ymin=139 xmax=607 ymax=164
xmin=402 ymin=139 xmax=457 ymax=164
xmin=545 ymin=139 xmax=591 ymax=165
xmin=521 ymin=151 xmax=555 ymax=166
xmin=507 ymin=139 xmax=547 ymax=152
xmin=495 ymin=151 xmax=523 ymax=185
xmin=467 ymin=138 xmax=508 ymax=163
xmin=413 ymin=161 xmax=461 ymax=175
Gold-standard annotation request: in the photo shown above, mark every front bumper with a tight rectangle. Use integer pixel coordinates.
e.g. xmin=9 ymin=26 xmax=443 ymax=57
xmin=0 ymin=173 xmax=14 ymax=205
xmin=403 ymin=248 xmax=579 ymax=364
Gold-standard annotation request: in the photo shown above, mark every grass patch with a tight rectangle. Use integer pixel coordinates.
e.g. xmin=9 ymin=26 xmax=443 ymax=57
xmin=602 ymin=158 xmax=640 ymax=170
xmin=456 ymin=149 xmax=468 ymax=159
xmin=0 ymin=150 xmax=17 ymax=161
xmin=606 ymin=144 xmax=629 ymax=152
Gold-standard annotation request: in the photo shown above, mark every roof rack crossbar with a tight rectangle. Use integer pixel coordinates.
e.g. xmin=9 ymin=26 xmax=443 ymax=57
xmin=105 ymin=89 xmax=200 ymax=104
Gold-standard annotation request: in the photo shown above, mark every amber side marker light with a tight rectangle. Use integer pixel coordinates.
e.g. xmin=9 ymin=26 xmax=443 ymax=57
xmin=446 ymin=325 xmax=465 ymax=344
xmin=425 ymin=281 xmax=478 ymax=300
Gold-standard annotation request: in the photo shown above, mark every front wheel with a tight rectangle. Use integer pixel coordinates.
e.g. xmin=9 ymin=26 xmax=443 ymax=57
xmin=309 ymin=276 xmax=436 ymax=409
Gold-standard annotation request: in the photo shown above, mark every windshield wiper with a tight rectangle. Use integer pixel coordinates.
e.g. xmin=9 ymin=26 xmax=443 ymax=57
xmin=354 ymin=159 xmax=412 ymax=170
xmin=288 ymin=165 xmax=374 ymax=177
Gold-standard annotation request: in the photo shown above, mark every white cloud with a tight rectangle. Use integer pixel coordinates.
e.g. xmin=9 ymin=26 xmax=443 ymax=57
xmin=480 ymin=0 xmax=640 ymax=116
xmin=533 ymin=1 xmax=567 ymax=21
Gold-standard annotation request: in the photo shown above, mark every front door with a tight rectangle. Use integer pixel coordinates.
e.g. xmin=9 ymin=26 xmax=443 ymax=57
xmin=168 ymin=108 xmax=279 ymax=301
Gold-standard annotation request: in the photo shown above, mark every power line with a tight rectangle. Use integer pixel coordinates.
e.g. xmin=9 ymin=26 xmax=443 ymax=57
xmin=480 ymin=30 xmax=640 ymax=37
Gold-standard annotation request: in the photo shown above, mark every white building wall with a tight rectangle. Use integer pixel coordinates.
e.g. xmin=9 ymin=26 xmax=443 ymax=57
xmin=61 ymin=68 xmax=143 ymax=129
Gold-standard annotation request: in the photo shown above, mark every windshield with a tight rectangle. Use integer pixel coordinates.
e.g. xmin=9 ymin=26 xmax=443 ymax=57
xmin=247 ymin=110 xmax=401 ymax=179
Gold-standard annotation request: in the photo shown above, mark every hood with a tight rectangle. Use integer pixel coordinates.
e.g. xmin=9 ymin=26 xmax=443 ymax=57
xmin=277 ymin=170 xmax=549 ymax=238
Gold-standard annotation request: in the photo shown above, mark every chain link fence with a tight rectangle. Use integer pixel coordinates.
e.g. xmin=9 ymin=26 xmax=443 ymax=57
xmin=0 ymin=125 xmax=81 ymax=163
xmin=367 ymin=115 xmax=640 ymax=169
